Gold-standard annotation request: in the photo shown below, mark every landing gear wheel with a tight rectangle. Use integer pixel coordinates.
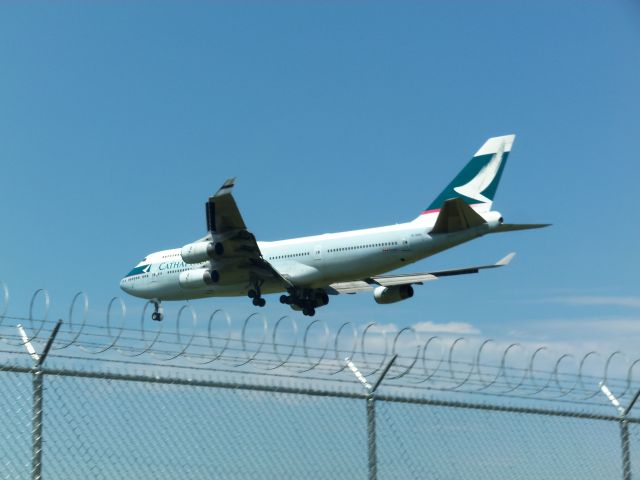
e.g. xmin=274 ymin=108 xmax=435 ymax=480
xmin=308 ymin=308 xmax=315 ymax=317
xmin=150 ymin=300 xmax=164 ymax=322
xmin=248 ymin=282 xmax=265 ymax=307
xmin=279 ymin=295 xmax=288 ymax=304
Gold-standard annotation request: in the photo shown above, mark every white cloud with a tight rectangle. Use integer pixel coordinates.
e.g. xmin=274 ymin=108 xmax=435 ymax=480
xmin=412 ymin=321 xmax=480 ymax=335
xmin=500 ymin=316 xmax=640 ymax=366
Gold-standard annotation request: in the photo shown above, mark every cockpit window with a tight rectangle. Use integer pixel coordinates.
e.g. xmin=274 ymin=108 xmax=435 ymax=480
xmin=135 ymin=257 xmax=150 ymax=267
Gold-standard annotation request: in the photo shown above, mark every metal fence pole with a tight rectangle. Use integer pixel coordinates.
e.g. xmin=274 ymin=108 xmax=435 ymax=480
xmin=368 ymin=354 xmax=397 ymax=480
xmin=621 ymin=389 xmax=640 ymax=480
xmin=367 ymin=394 xmax=377 ymax=480
xmin=31 ymin=369 xmax=44 ymax=480
xmin=621 ymin=419 xmax=631 ymax=480
xmin=346 ymin=354 xmax=397 ymax=480
xmin=27 ymin=320 xmax=62 ymax=480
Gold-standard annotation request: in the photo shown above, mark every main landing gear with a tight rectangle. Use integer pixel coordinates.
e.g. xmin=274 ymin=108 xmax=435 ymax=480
xmin=150 ymin=300 xmax=164 ymax=321
xmin=280 ymin=289 xmax=329 ymax=317
xmin=248 ymin=285 xmax=266 ymax=308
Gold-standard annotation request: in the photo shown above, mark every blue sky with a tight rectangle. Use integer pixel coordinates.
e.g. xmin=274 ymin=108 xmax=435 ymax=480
xmin=1 ymin=1 xmax=639 ymax=354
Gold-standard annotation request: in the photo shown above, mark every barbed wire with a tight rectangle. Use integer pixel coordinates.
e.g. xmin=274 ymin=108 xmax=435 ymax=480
xmin=0 ymin=282 xmax=638 ymax=404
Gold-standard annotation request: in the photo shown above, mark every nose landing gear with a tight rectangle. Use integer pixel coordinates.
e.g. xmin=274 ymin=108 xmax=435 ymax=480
xmin=150 ymin=300 xmax=164 ymax=321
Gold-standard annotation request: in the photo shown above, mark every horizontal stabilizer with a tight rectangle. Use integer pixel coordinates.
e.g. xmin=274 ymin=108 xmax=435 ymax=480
xmin=491 ymin=224 xmax=551 ymax=233
xmin=431 ymin=198 xmax=487 ymax=234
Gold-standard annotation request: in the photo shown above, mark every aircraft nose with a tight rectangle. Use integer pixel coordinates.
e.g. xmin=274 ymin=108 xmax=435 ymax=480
xmin=120 ymin=278 xmax=131 ymax=294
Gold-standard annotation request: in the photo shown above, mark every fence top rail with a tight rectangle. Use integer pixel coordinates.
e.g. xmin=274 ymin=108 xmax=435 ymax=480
xmin=1 ymin=361 xmax=637 ymax=424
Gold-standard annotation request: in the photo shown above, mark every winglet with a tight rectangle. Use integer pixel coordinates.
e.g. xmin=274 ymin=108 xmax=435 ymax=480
xmin=213 ymin=177 xmax=236 ymax=198
xmin=496 ymin=252 xmax=516 ymax=266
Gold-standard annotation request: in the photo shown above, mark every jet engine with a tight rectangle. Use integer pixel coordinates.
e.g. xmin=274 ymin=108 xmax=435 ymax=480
xmin=178 ymin=268 xmax=219 ymax=289
xmin=373 ymin=285 xmax=414 ymax=304
xmin=180 ymin=241 xmax=224 ymax=264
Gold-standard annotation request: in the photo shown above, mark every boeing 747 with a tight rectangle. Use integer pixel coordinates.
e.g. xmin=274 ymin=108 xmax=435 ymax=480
xmin=120 ymin=134 xmax=548 ymax=320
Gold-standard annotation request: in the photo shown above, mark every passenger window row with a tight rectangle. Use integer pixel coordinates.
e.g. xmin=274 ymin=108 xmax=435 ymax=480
xmin=328 ymin=241 xmax=398 ymax=253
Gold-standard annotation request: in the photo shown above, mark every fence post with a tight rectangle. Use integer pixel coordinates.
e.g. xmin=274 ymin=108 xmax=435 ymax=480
xmin=346 ymin=354 xmax=397 ymax=480
xmin=621 ymin=418 xmax=631 ymax=480
xmin=621 ymin=389 xmax=640 ymax=480
xmin=32 ymin=369 xmax=44 ymax=480
xmin=19 ymin=320 xmax=62 ymax=480
xmin=367 ymin=393 xmax=377 ymax=480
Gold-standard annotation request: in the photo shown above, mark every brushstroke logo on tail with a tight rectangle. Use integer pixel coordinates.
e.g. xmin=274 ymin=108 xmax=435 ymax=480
xmin=453 ymin=146 xmax=505 ymax=204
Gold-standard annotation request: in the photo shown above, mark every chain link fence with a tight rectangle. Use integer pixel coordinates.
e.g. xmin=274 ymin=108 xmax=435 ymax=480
xmin=1 ymin=366 xmax=368 ymax=479
xmin=0 ymin=286 xmax=639 ymax=479
xmin=1 ymin=361 xmax=638 ymax=479
xmin=376 ymin=398 xmax=630 ymax=480
xmin=40 ymin=374 xmax=365 ymax=479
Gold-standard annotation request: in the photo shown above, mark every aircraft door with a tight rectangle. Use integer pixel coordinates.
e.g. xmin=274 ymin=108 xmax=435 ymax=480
xmin=149 ymin=264 xmax=159 ymax=284
xmin=314 ymin=245 xmax=322 ymax=261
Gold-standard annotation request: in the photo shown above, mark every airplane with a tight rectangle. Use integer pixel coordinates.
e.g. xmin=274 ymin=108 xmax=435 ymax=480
xmin=120 ymin=134 xmax=548 ymax=320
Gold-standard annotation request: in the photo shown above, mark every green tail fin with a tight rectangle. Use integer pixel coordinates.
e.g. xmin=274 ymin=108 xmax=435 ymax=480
xmin=424 ymin=134 xmax=515 ymax=214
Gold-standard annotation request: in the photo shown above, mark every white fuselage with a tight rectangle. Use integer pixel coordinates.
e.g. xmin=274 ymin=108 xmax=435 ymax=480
xmin=120 ymin=209 xmax=502 ymax=301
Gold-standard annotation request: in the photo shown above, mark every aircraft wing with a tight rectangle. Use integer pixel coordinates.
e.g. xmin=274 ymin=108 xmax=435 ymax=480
xmin=207 ymin=178 xmax=247 ymax=233
xmin=328 ymin=253 xmax=515 ymax=294
xmin=204 ymin=178 xmax=293 ymax=289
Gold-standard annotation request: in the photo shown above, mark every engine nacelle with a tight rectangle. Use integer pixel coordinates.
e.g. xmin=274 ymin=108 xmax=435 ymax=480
xmin=373 ymin=285 xmax=414 ymax=305
xmin=178 ymin=268 xmax=219 ymax=289
xmin=180 ymin=241 xmax=224 ymax=264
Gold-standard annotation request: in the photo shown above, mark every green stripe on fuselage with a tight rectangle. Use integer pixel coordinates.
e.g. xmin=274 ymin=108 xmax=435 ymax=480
xmin=125 ymin=264 xmax=150 ymax=277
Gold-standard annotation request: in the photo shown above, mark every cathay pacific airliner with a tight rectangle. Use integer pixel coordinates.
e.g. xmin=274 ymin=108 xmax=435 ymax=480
xmin=120 ymin=135 xmax=548 ymax=320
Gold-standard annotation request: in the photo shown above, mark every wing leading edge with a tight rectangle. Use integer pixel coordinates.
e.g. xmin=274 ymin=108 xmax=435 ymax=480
xmin=328 ymin=253 xmax=515 ymax=294
xmin=203 ymin=178 xmax=293 ymax=290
